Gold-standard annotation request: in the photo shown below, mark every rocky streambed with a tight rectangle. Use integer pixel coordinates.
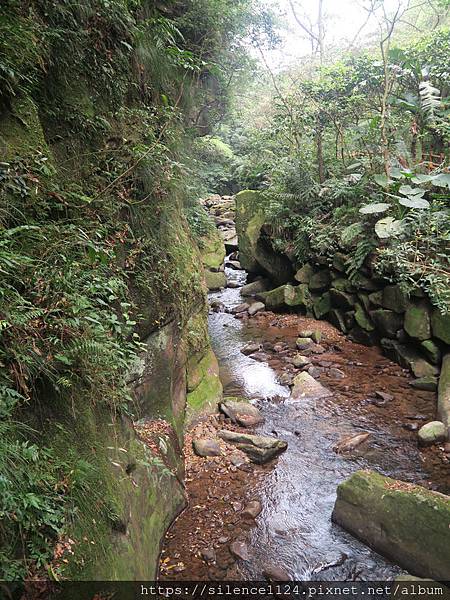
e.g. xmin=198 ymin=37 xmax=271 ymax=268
xmin=159 ymin=195 xmax=450 ymax=582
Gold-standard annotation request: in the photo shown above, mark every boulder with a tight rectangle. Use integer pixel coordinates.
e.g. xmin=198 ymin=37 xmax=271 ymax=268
xmin=334 ymin=432 xmax=370 ymax=453
xmin=417 ymin=421 xmax=446 ymax=446
xmin=291 ymin=371 xmax=332 ymax=400
xmin=328 ymin=308 xmax=347 ymax=333
xmin=404 ymin=303 xmax=431 ymax=341
xmin=431 ymin=309 xmax=450 ymax=344
xmin=370 ymin=309 xmax=403 ymax=339
xmin=382 ymin=285 xmax=410 ymax=313
xmin=248 ymin=301 xmax=265 ymax=316
xmin=381 ymin=339 xmax=439 ymax=378
xmin=438 ymin=353 xmax=450 ymax=434
xmin=234 ymin=190 xmax=266 ymax=273
xmin=329 ymin=288 xmax=355 ymax=310
xmin=242 ymin=500 xmax=262 ymax=519
xmin=409 ymin=376 xmax=438 ymax=392
xmin=368 ymin=290 xmax=383 ymax=307
xmin=240 ymin=278 xmax=271 ymax=297
xmin=218 ymin=430 xmax=287 ymax=464
xmin=354 ymin=303 xmax=375 ymax=332
xmin=285 ymin=284 xmax=313 ymax=308
xmin=313 ymin=292 xmax=331 ymax=319
xmin=332 ymin=277 xmax=356 ymax=293
xmin=193 ymin=438 xmax=222 ymax=457
xmin=309 ymin=270 xmax=332 ymax=292
xmin=241 ymin=342 xmax=261 ymax=355
xmin=294 ymin=263 xmax=314 ymax=284
xmin=332 ymin=470 xmax=450 ymax=580
xmin=219 ymin=398 xmax=264 ymax=427
xmin=262 ymin=565 xmax=292 ymax=581
xmin=420 ymin=339 xmax=441 ymax=365
xmin=229 ymin=541 xmax=250 ymax=561
xmin=205 ymin=270 xmax=227 ymax=290
xmin=201 ymin=228 xmax=226 ymax=271
xmin=348 ymin=326 xmax=377 ymax=346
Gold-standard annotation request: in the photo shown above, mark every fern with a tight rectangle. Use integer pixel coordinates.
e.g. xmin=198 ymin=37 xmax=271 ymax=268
xmin=419 ymin=80 xmax=441 ymax=119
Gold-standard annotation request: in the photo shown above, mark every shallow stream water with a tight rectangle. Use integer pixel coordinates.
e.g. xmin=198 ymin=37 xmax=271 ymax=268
xmin=207 ymin=262 xmax=445 ymax=581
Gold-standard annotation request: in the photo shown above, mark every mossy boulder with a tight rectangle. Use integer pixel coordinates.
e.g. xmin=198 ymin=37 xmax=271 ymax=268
xmin=381 ymin=339 xmax=439 ymax=378
xmin=294 ymin=263 xmax=314 ymax=284
xmin=204 ymin=270 xmax=227 ymax=290
xmin=354 ymin=303 xmax=374 ymax=332
xmin=348 ymin=326 xmax=377 ymax=346
xmin=200 ymin=228 xmax=226 ymax=271
xmin=329 ymin=288 xmax=355 ymax=311
xmin=438 ymin=353 xmax=450 ymax=433
xmin=328 ymin=308 xmax=347 ymax=333
xmin=370 ymin=309 xmax=403 ymax=339
xmin=313 ymin=292 xmax=331 ymax=319
xmin=382 ymin=285 xmax=410 ymax=313
xmin=332 ymin=470 xmax=450 ymax=580
xmin=285 ymin=284 xmax=313 ymax=308
xmin=332 ymin=278 xmax=356 ymax=293
xmin=417 ymin=421 xmax=446 ymax=446
xmin=431 ymin=309 xmax=450 ymax=345
xmin=404 ymin=303 xmax=431 ymax=341
xmin=420 ymin=340 xmax=441 ymax=365
xmin=235 ymin=190 xmax=266 ymax=273
xmin=186 ymin=349 xmax=222 ymax=420
xmin=309 ymin=270 xmax=332 ymax=292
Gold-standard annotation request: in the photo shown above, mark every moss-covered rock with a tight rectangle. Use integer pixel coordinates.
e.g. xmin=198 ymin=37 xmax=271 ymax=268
xmin=431 ymin=309 xmax=450 ymax=345
xmin=309 ymin=269 xmax=332 ymax=292
xmin=235 ymin=190 xmax=266 ymax=273
xmin=332 ymin=470 xmax=450 ymax=580
xmin=381 ymin=339 xmax=439 ymax=378
xmin=328 ymin=308 xmax=347 ymax=333
xmin=313 ymin=292 xmax=331 ymax=319
xmin=420 ymin=339 xmax=441 ymax=365
xmin=370 ymin=309 xmax=403 ymax=339
xmin=404 ymin=303 xmax=431 ymax=341
xmin=294 ymin=263 xmax=314 ymax=284
xmin=204 ymin=270 xmax=227 ymax=290
xmin=438 ymin=353 xmax=450 ymax=433
xmin=382 ymin=285 xmax=410 ymax=313
xmin=354 ymin=303 xmax=375 ymax=332
xmin=285 ymin=283 xmax=313 ymax=309
xmin=200 ymin=228 xmax=226 ymax=271
xmin=329 ymin=288 xmax=356 ymax=310
xmin=332 ymin=278 xmax=356 ymax=293
xmin=186 ymin=349 xmax=222 ymax=420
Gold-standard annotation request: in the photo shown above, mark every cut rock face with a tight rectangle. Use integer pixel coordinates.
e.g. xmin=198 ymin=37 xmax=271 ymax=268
xmin=218 ymin=430 xmax=287 ymax=464
xmin=332 ymin=470 xmax=450 ymax=580
xmin=290 ymin=371 xmax=332 ymax=401
xmin=219 ymin=398 xmax=264 ymax=427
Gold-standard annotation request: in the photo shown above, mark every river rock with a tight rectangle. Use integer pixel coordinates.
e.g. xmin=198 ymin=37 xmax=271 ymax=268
xmin=218 ymin=430 xmax=287 ymax=464
xmin=219 ymin=398 xmax=264 ymax=427
xmin=232 ymin=302 xmax=249 ymax=314
xmin=313 ymin=292 xmax=331 ymax=319
xmin=292 ymin=354 xmax=311 ymax=368
xmin=226 ymin=260 xmax=241 ymax=270
xmin=227 ymin=280 xmax=240 ymax=288
xmin=291 ymin=371 xmax=332 ymax=401
xmin=334 ymin=432 xmax=371 ymax=453
xmin=241 ymin=342 xmax=261 ymax=355
xmin=417 ymin=421 xmax=447 ymax=446
xmin=262 ymin=565 xmax=292 ymax=581
xmin=296 ymin=337 xmax=313 ymax=350
xmin=248 ymin=301 xmax=265 ymax=316
xmin=229 ymin=541 xmax=250 ymax=561
xmin=193 ymin=438 xmax=222 ymax=457
xmin=332 ymin=469 xmax=450 ymax=580
xmin=242 ymin=500 xmax=262 ymax=519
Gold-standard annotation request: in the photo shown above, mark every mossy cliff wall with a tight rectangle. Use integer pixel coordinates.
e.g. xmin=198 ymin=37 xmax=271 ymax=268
xmin=0 ymin=2 xmax=223 ymax=580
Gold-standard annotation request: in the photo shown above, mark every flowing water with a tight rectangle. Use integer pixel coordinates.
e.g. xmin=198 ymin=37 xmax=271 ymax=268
xmin=207 ymin=261 xmax=445 ymax=581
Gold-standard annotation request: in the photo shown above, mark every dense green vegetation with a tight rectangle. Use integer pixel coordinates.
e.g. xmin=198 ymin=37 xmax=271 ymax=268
xmin=0 ymin=0 xmax=265 ymax=579
xmin=205 ymin=4 xmax=450 ymax=311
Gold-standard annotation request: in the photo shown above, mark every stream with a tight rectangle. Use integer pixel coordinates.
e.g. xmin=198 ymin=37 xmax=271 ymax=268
xmin=161 ymin=256 xmax=448 ymax=581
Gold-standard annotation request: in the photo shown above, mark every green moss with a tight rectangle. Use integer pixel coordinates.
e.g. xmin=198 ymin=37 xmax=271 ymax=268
xmin=186 ymin=350 xmax=222 ymax=418
xmin=200 ymin=228 xmax=226 ymax=270
xmin=404 ymin=303 xmax=431 ymax=340
xmin=235 ymin=190 xmax=266 ymax=272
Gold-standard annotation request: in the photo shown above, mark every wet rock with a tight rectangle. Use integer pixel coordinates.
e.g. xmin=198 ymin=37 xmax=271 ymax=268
xmin=307 ymin=366 xmax=323 ymax=378
xmin=193 ymin=438 xmax=222 ymax=457
xmin=332 ymin=469 xmax=450 ymax=580
xmin=226 ymin=260 xmax=241 ymax=270
xmin=278 ymin=372 xmax=293 ymax=386
xmin=218 ymin=430 xmax=288 ymax=464
xmin=291 ymin=371 xmax=332 ymax=400
xmin=409 ymin=376 xmax=438 ymax=392
xmin=262 ymin=565 xmax=292 ymax=581
xmin=248 ymin=301 xmax=265 ymax=316
xmin=241 ymin=342 xmax=261 ymax=355
xmin=227 ymin=280 xmax=241 ymax=288
xmin=201 ymin=547 xmax=216 ymax=562
xmin=232 ymin=302 xmax=250 ymax=314
xmin=418 ymin=421 xmax=446 ymax=446
xmin=210 ymin=299 xmax=225 ymax=312
xmin=292 ymin=354 xmax=311 ymax=368
xmin=296 ymin=337 xmax=313 ymax=351
xmin=219 ymin=398 xmax=264 ymax=427
xmin=334 ymin=432 xmax=371 ymax=453
xmin=229 ymin=541 xmax=250 ymax=561
xmin=249 ymin=351 xmax=267 ymax=362
xmin=242 ymin=500 xmax=262 ymax=519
